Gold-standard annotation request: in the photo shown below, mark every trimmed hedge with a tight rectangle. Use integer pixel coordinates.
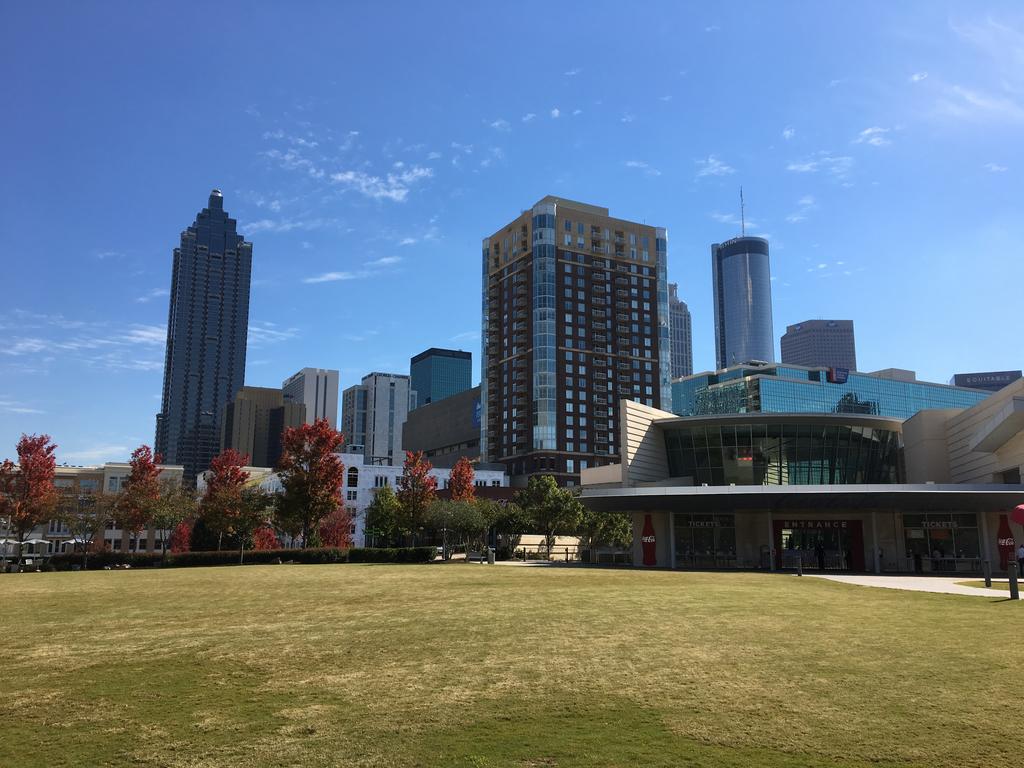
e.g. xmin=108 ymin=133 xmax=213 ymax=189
xmin=348 ymin=547 xmax=436 ymax=564
xmin=49 ymin=546 xmax=435 ymax=571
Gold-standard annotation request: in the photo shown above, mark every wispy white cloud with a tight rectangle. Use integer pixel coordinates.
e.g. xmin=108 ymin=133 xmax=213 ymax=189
xmin=248 ymin=321 xmax=300 ymax=347
xmin=449 ymin=330 xmax=480 ymax=343
xmin=786 ymin=151 xmax=854 ymax=180
xmin=828 ymin=78 xmax=846 ymax=88
xmin=521 ymin=113 xmax=536 ymax=123
xmin=244 ymin=217 xmax=338 ymax=233
xmin=785 ymin=195 xmax=817 ymax=223
xmin=303 ymin=255 xmax=402 ymax=285
xmin=0 ymin=397 xmax=45 ymax=415
xmin=782 ymin=127 xmax=795 ymax=140
xmin=658 ymin=95 xmax=672 ymax=102
xmin=705 ymin=24 xmax=720 ymax=32
xmin=710 ymin=211 xmax=758 ymax=230
xmin=695 ymin=155 xmax=735 ymax=178
xmin=620 ymin=113 xmax=635 ymax=123
xmin=135 ymin=288 xmax=169 ymax=304
xmin=329 ymin=165 xmax=433 ymax=202
xmin=909 ymin=71 xmax=929 ymax=83
xmin=572 ymin=109 xmax=582 ymax=116
xmin=62 ymin=444 xmax=131 ymax=464
xmin=984 ymin=162 xmax=1008 ymax=172
xmin=624 ymin=160 xmax=661 ymax=176
xmin=853 ymin=126 xmax=892 ymax=146
xmin=427 ymin=151 xmax=442 ymax=160
xmin=564 ymin=68 xmax=582 ymax=76
xmin=489 ymin=118 xmax=511 ymax=132
xmin=935 ymin=84 xmax=1024 ymax=123
xmin=550 ymin=108 xmax=561 ymax=118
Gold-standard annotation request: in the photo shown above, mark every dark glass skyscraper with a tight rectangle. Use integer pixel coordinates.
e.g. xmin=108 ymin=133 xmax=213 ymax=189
xmin=712 ymin=236 xmax=774 ymax=369
xmin=410 ymin=348 xmax=472 ymax=408
xmin=155 ymin=190 xmax=252 ymax=484
xmin=668 ymin=283 xmax=693 ymax=378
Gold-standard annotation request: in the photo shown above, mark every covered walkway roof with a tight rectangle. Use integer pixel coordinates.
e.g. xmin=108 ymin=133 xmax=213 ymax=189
xmin=581 ymin=483 xmax=1024 ymax=513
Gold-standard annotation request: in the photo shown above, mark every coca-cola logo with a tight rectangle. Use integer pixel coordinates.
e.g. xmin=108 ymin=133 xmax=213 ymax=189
xmin=641 ymin=535 xmax=656 ymax=544
xmin=998 ymin=537 xmax=1016 ymax=546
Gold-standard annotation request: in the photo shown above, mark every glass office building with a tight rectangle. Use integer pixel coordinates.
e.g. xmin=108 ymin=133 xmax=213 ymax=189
xmin=410 ymin=348 xmax=472 ymax=408
xmin=672 ymin=363 xmax=991 ymax=420
xmin=155 ymin=190 xmax=252 ymax=485
xmin=712 ymin=237 xmax=774 ymax=369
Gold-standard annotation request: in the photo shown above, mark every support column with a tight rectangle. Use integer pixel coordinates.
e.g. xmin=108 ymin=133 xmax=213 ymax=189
xmin=668 ymin=509 xmax=677 ymax=570
xmin=767 ymin=508 xmax=775 ymax=571
xmin=871 ymin=510 xmax=880 ymax=574
xmin=979 ymin=511 xmax=991 ymax=568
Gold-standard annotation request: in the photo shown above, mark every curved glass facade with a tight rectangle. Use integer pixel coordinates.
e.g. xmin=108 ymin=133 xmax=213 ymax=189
xmin=664 ymin=418 xmax=902 ymax=485
xmin=712 ymin=237 xmax=774 ymax=369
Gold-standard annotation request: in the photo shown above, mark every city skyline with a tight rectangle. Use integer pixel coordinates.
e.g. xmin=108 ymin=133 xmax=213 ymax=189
xmin=2 ymin=2 xmax=1023 ymax=465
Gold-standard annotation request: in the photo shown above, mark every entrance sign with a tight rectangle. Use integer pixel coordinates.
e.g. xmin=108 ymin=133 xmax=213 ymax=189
xmin=641 ymin=514 xmax=657 ymax=567
xmin=997 ymin=514 xmax=1015 ymax=570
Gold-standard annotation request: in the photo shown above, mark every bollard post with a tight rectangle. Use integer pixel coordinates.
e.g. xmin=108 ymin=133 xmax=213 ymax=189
xmin=982 ymin=560 xmax=991 ymax=589
xmin=1010 ymin=561 xmax=1021 ymax=601
xmin=797 ymin=556 xmax=803 ymax=577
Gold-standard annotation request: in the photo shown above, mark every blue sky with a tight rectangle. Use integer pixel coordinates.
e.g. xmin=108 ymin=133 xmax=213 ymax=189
xmin=1 ymin=1 xmax=1022 ymax=465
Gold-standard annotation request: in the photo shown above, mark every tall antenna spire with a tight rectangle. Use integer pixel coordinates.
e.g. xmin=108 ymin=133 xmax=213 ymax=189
xmin=740 ymin=187 xmax=746 ymax=237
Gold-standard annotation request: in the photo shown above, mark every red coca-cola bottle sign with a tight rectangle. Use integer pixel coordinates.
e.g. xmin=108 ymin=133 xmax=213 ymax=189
xmin=641 ymin=513 xmax=657 ymax=567
xmin=997 ymin=513 xmax=1015 ymax=571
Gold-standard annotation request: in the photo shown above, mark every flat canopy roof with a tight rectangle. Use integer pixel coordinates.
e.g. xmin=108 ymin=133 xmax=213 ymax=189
xmin=581 ymin=484 xmax=1024 ymax=513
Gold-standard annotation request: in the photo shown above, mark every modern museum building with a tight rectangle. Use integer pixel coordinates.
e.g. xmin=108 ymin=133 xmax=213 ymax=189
xmin=580 ymin=378 xmax=1024 ymax=574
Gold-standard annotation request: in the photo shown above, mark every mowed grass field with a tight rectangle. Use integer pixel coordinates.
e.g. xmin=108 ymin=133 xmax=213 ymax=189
xmin=0 ymin=565 xmax=1019 ymax=768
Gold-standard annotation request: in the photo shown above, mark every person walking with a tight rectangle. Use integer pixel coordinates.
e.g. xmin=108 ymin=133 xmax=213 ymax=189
xmin=1017 ymin=542 xmax=1024 ymax=575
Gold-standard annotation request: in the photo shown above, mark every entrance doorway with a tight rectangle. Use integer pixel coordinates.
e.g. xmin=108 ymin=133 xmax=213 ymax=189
xmin=773 ymin=519 xmax=864 ymax=571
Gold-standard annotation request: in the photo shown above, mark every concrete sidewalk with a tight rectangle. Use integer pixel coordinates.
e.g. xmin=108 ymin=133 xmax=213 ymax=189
xmin=808 ymin=573 xmax=1016 ymax=598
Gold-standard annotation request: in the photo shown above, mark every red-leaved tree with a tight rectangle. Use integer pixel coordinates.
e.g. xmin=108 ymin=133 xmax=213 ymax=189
xmin=200 ymin=449 xmax=250 ymax=550
xmin=0 ymin=434 xmax=59 ymax=564
xmin=275 ymin=419 xmax=345 ymax=548
xmin=396 ymin=450 xmax=437 ymax=545
xmin=117 ymin=445 xmax=163 ymax=550
xmin=319 ymin=507 xmax=354 ymax=549
xmin=448 ymin=457 xmax=476 ymax=502
xmin=168 ymin=520 xmax=192 ymax=553
xmin=252 ymin=526 xmax=280 ymax=551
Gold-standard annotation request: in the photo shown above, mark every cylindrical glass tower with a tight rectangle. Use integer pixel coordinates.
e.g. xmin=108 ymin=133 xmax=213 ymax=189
xmin=711 ymin=236 xmax=774 ymax=369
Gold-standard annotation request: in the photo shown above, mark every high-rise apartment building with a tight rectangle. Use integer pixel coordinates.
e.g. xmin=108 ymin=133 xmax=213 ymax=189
xmin=481 ymin=196 xmax=671 ymax=485
xmin=780 ymin=319 xmax=857 ymax=371
xmin=668 ymin=283 xmax=693 ymax=379
xmin=341 ymin=372 xmax=413 ymax=465
xmin=712 ymin=236 xmax=774 ymax=369
xmin=409 ymin=348 xmax=471 ymax=408
xmin=155 ymin=189 xmax=252 ymax=484
xmin=221 ymin=386 xmax=305 ymax=468
xmin=282 ymin=368 xmax=339 ymax=427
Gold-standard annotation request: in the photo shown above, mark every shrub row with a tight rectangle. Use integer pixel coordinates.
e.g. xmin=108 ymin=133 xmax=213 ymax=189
xmin=48 ymin=546 xmax=436 ymax=571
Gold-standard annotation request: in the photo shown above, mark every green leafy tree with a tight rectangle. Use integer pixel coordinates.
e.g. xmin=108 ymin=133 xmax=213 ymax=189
xmin=515 ymin=475 xmax=585 ymax=559
xmin=427 ymin=499 xmax=487 ymax=558
xmin=59 ymin=489 xmax=117 ymax=570
xmin=364 ymin=485 xmax=401 ymax=547
xmin=479 ymin=499 xmax=527 ymax=559
xmin=396 ymin=451 xmax=437 ymax=545
xmin=236 ymin=486 xmax=275 ymax=563
xmin=150 ymin=480 xmax=197 ymax=560
xmin=275 ymin=419 xmax=345 ymax=548
xmin=576 ymin=508 xmax=632 ymax=556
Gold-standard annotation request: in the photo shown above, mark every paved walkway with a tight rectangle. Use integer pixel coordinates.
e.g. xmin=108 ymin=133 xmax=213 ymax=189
xmin=808 ymin=573 xmax=1016 ymax=598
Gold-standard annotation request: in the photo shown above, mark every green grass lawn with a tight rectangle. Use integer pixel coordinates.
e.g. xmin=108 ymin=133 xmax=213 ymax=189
xmin=0 ymin=565 xmax=1019 ymax=768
